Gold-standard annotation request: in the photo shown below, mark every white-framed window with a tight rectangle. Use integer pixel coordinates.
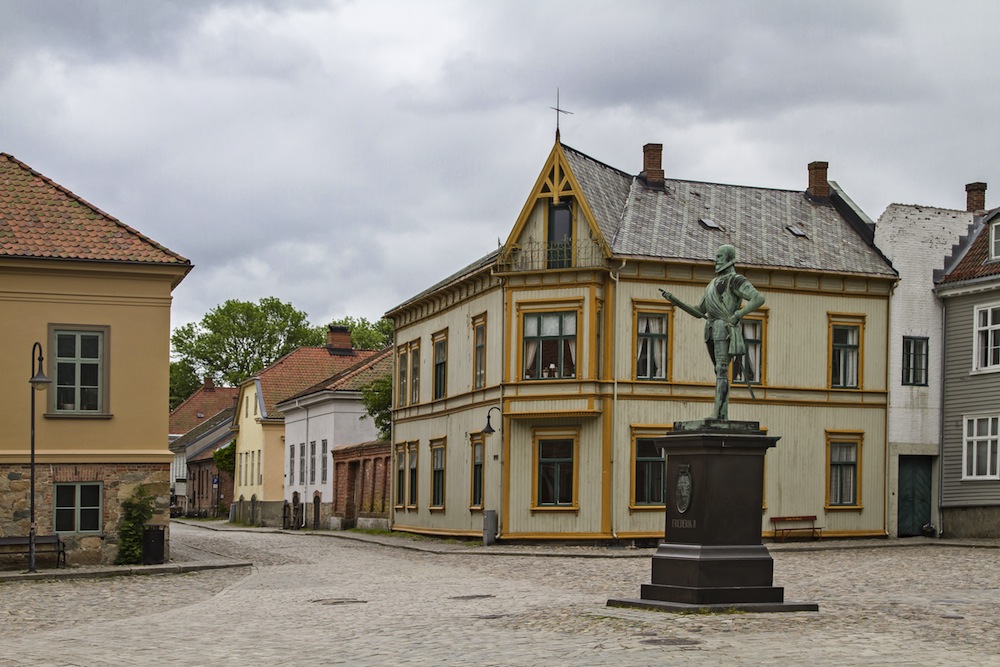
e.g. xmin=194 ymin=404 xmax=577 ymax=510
xmin=55 ymin=482 xmax=102 ymax=533
xmin=963 ymin=416 xmax=999 ymax=479
xmin=974 ymin=304 xmax=1000 ymax=371
xmin=289 ymin=444 xmax=295 ymax=485
xmin=991 ymin=221 xmax=1000 ymax=260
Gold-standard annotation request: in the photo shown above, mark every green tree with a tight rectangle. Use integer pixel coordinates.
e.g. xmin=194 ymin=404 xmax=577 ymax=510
xmin=360 ymin=374 xmax=392 ymax=440
xmin=330 ymin=315 xmax=394 ymax=349
xmin=169 ymin=358 xmax=201 ymax=410
xmin=172 ymin=297 xmax=325 ymax=386
xmin=115 ymin=486 xmax=156 ymax=565
xmin=213 ymin=441 xmax=236 ymax=476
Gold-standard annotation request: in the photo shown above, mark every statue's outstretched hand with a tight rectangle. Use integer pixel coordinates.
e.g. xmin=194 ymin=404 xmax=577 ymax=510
xmin=658 ymin=288 xmax=674 ymax=303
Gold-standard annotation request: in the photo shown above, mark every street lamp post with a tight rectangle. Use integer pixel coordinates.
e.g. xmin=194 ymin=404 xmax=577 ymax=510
xmin=29 ymin=342 xmax=52 ymax=573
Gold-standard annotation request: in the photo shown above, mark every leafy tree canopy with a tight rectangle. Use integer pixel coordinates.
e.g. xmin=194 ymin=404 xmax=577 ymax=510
xmin=360 ymin=374 xmax=392 ymax=440
xmin=169 ymin=358 xmax=202 ymax=410
xmin=213 ymin=441 xmax=236 ymax=476
xmin=172 ymin=297 xmax=325 ymax=386
xmin=330 ymin=315 xmax=394 ymax=350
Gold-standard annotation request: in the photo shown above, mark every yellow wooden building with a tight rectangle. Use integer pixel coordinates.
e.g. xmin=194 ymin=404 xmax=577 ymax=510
xmin=0 ymin=153 xmax=191 ymax=563
xmin=387 ymin=139 xmax=897 ymax=541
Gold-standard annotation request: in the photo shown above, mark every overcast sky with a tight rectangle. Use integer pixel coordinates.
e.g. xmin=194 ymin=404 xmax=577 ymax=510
xmin=3 ymin=1 xmax=998 ymax=332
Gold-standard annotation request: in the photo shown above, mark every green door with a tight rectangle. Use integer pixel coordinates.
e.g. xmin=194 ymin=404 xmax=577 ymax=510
xmin=898 ymin=456 xmax=933 ymax=536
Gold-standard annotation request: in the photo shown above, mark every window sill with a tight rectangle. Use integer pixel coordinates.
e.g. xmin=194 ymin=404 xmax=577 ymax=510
xmin=468 ymin=506 xmax=483 ymax=513
xmin=45 ymin=412 xmax=113 ymax=420
xmin=961 ymin=476 xmax=1000 ymax=482
xmin=629 ymin=503 xmax=666 ymax=511
xmin=429 ymin=506 xmax=445 ymax=513
xmin=530 ymin=505 xmax=578 ymax=512
xmin=825 ymin=504 xmax=863 ymax=512
xmin=970 ymin=367 xmax=1000 ymax=376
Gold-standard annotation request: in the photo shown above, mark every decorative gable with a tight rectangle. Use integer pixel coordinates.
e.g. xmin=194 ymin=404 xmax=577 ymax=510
xmin=498 ymin=141 xmax=610 ymax=273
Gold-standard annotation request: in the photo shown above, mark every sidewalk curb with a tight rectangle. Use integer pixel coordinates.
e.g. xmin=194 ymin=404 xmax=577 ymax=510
xmin=0 ymin=560 xmax=252 ymax=583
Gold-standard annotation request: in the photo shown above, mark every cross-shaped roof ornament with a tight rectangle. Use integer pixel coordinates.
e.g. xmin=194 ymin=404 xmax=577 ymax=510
xmin=549 ymin=88 xmax=573 ymax=141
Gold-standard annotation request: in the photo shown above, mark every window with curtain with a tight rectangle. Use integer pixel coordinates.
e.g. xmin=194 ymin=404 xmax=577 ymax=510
xmin=828 ymin=438 xmax=859 ymax=507
xmin=636 ymin=313 xmax=668 ymax=380
xmin=732 ymin=317 xmax=763 ymax=384
xmin=523 ymin=312 xmax=576 ymax=379
xmin=831 ymin=324 xmax=860 ymax=388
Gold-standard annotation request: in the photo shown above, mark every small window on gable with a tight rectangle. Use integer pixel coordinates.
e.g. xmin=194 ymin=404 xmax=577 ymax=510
xmin=548 ymin=199 xmax=573 ymax=269
xmin=991 ymin=221 xmax=1000 ymax=260
xmin=786 ymin=225 xmax=808 ymax=238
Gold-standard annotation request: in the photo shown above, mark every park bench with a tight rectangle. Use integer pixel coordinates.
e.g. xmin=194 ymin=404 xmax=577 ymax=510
xmin=770 ymin=515 xmax=822 ymax=542
xmin=0 ymin=535 xmax=67 ymax=568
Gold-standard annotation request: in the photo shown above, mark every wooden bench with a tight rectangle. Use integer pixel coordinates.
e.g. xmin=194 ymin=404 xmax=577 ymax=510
xmin=770 ymin=515 xmax=822 ymax=542
xmin=0 ymin=535 xmax=67 ymax=568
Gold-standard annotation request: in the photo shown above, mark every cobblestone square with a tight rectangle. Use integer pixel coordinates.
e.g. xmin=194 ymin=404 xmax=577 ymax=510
xmin=1 ymin=522 xmax=998 ymax=666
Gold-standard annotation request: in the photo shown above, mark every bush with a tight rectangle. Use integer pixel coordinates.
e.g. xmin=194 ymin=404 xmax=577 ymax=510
xmin=115 ymin=486 xmax=156 ymax=565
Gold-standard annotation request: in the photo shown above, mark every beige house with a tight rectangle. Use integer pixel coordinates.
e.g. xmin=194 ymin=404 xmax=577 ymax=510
xmin=387 ymin=138 xmax=897 ymax=542
xmin=230 ymin=327 xmax=377 ymax=526
xmin=0 ymin=153 xmax=191 ymax=564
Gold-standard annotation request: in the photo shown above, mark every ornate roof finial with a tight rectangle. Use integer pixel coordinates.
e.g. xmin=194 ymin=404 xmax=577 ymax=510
xmin=549 ymin=88 xmax=573 ymax=142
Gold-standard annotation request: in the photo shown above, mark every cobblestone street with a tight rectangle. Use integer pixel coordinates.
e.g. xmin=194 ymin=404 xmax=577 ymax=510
xmin=1 ymin=522 xmax=999 ymax=666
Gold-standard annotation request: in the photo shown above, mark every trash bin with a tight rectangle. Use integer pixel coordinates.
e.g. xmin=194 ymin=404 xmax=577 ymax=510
xmin=483 ymin=510 xmax=498 ymax=546
xmin=142 ymin=525 xmax=165 ymax=565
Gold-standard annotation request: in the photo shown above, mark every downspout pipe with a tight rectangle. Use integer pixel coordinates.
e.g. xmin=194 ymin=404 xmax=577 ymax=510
xmin=609 ymin=259 xmax=626 ymax=540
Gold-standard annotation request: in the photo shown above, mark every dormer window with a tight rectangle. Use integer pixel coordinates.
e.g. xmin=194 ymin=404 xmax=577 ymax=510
xmin=548 ymin=199 xmax=573 ymax=269
xmin=990 ymin=221 xmax=1000 ymax=260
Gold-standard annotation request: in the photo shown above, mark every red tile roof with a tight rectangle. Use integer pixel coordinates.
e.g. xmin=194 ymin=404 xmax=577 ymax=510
xmin=170 ymin=383 xmax=240 ymax=437
xmin=0 ymin=153 xmax=190 ymax=267
xmin=283 ymin=347 xmax=392 ymax=402
xmin=939 ymin=209 xmax=1000 ymax=285
xmin=255 ymin=346 xmax=380 ymax=419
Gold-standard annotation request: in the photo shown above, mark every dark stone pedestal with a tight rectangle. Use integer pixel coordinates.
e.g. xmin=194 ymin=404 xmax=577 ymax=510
xmin=608 ymin=420 xmax=818 ymax=613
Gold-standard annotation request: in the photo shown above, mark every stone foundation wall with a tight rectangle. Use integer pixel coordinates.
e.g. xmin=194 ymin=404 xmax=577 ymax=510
xmin=0 ymin=463 xmax=170 ymax=566
xmin=942 ymin=506 xmax=1000 ymax=538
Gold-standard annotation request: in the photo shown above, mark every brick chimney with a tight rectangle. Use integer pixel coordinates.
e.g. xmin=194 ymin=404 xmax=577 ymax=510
xmin=203 ymin=376 xmax=215 ymax=391
xmin=641 ymin=143 xmax=664 ymax=187
xmin=326 ymin=325 xmax=352 ymax=350
xmin=966 ymin=182 xmax=987 ymax=212
xmin=807 ymin=161 xmax=830 ymax=200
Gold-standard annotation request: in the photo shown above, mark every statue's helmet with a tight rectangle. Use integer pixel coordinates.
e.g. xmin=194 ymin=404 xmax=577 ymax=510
xmin=715 ymin=244 xmax=737 ymax=272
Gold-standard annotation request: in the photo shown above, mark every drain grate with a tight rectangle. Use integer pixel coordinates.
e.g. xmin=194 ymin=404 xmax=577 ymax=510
xmin=311 ymin=598 xmax=367 ymax=605
xmin=449 ymin=594 xmax=496 ymax=600
xmin=640 ymin=638 xmax=702 ymax=646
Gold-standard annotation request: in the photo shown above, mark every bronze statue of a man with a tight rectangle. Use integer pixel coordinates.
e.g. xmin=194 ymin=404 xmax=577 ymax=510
xmin=660 ymin=244 xmax=764 ymax=421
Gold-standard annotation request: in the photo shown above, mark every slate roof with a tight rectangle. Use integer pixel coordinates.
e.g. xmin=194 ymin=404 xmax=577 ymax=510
xmin=280 ymin=346 xmax=392 ymax=404
xmin=169 ymin=382 xmax=239 ymax=437
xmin=937 ymin=208 xmax=1000 ymax=286
xmin=254 ymin=345 xmax=380 ymax=420
xmin=563 ymin=144 xmax=895 ymax=277
xmin=169 ymin=407 xmax=235 ymax=456
xmin=0 ymin=153 xmax=190 ymax=271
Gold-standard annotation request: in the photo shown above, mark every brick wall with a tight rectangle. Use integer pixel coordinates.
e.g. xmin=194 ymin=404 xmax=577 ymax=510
xmin=331 ymin=441 xmax=390 ymax=527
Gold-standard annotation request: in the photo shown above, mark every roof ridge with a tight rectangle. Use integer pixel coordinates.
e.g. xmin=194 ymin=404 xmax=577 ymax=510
xmin=0 ymin=152 xmax=190 ymax=265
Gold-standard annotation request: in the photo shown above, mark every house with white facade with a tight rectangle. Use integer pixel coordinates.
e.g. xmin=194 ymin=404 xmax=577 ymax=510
xmin=276 ymin=347 xmax=391 ymax=529
xmin=873 ymin=183 xmax=984 ymax=536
